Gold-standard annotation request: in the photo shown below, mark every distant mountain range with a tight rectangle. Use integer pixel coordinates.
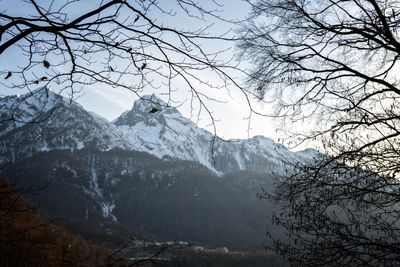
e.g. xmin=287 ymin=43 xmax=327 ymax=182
xmin=0 ymin=87 xmax=316 ymax=251
xmin=0 ymin=87 xmax=316 ymax=173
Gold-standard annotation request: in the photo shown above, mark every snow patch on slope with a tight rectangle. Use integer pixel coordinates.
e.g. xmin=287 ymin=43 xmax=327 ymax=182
xmin=88 ymin=156 xmax=117 ymax=221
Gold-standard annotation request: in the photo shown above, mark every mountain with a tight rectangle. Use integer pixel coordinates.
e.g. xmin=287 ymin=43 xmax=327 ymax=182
xmin=113 ymin=94 xmax=317 ymax=174
xmin=114 ymin=94 xmax=218 ymax=171
xmin=0 ymin=87 xmax=131 ymax=166
xmin=1 ymin=88 xmax=316 ymax=174
xmin=0 ymin=87 xmax=314 ymax=251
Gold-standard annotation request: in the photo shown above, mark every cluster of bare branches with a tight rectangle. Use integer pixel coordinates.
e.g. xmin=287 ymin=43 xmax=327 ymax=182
xmin=0 ymin=0 xmax=256 ymax=131
xmin=238 ymin=0 xmax=400 ymax=265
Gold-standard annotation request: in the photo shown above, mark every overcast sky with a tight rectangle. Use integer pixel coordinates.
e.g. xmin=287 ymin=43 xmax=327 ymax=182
xmin=0 ymin=0 xmax=291 ymax=145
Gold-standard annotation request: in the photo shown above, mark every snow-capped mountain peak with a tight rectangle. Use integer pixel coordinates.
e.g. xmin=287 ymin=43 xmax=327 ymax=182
xmin=114 ymin=94 xmax=180 ymax=127
xmin=113 ymin=96 xmax=315 ymax=175
xmin=0 ymin=87 xmax=65 ymax=135
xmin=114 ymin=95 xmax=218 ymax=171
xmin=0 ymin=87 xmax=132 ymax=165
xmin=131 ymin=94 xmax=170 ymax=113
xmin=0 ymin=89 xmax=317 ymax=175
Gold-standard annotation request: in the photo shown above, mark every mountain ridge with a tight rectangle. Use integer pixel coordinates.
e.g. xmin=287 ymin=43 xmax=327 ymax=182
xmin=0 ymin=87 xmax=318 ymax=174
